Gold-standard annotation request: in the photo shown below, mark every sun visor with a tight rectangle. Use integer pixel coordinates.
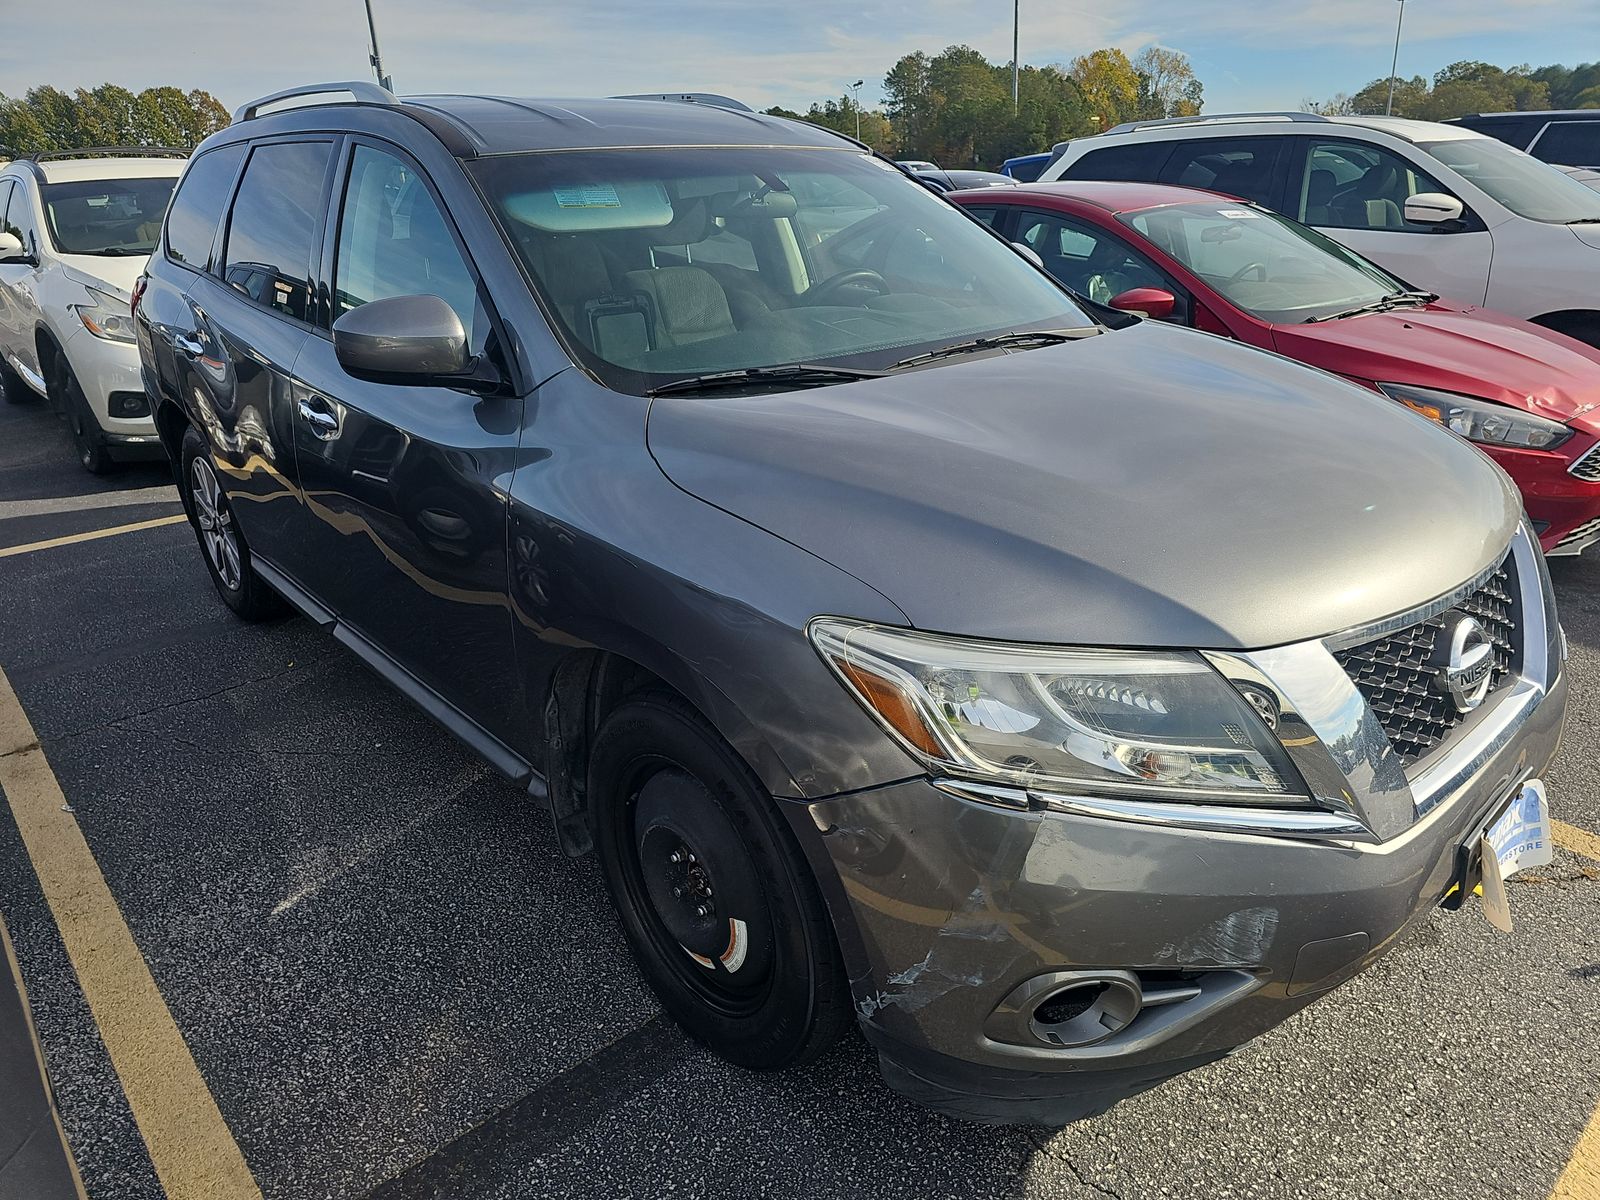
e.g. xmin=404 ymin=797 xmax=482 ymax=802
xmin=503 ymin=182 xmax=675 ymax=232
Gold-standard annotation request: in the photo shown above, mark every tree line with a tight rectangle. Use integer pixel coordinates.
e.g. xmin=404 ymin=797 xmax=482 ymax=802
xmin=0 ymin=85 xmax=230 ymax=155
xmin=767 ymin=44 xmax=1203 ymax=167
xmin=1311 ymin=60 xmax=1600 ymax=121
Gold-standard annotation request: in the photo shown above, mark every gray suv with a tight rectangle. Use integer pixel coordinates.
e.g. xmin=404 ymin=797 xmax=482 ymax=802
xmin=135 ymin=83 xmax=1567 ymax=1124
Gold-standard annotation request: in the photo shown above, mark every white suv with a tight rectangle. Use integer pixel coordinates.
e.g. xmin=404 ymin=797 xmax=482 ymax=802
xmin=1040 ymin=112 xmax=1600 ymax=347
xmin=0 ymin=150 xmax=185 ymax=471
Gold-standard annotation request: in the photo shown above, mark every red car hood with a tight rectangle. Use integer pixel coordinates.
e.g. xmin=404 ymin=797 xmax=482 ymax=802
xmin=1272 ymin=301 xmax=1600 ymax=436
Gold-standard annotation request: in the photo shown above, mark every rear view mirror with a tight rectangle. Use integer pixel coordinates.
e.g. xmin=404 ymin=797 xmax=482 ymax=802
xmin=0 ymin=231 xmax=26 ymax=263
xmin=1404 ymin=192 xmax=1465 ymax=225
xmin=1109 ymin=288 xmax=1178 ymax=321
xmin=333 ymin=295 xmax=491 ymax=390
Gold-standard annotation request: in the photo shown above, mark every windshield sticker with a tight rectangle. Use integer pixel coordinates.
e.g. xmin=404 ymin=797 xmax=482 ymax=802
xmin=1217 ymin=208 xmax=1261 ymax=219
xmin=553 ymin=184 xmax=622 ymax=209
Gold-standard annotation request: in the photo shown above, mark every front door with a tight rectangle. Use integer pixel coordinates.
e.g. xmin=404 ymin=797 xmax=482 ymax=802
xmin=1292 ymin=137 xmax=1494 ymax=305
xmin=0 ymin=179 xmax=47 ymax=388
xmin=288 ymin=140 xmax=527 ymax=749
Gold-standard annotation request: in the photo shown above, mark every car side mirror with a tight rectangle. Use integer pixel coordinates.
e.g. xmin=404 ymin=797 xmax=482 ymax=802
xmin=1012 ymin=242 xmax=1045 ymax=269
xmin=332 ymin=295 xmax=495 ymax=391
xmin=0 ymin=231 xmax=28 ymax=264
xmin=1109 ymin=287 xmax=1178 ymax=321
xmin=1404 ymin=192 xmax=1465 ymax=226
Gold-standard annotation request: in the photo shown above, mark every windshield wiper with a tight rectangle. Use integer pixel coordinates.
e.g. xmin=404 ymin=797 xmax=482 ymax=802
xmin=1306 ymin=290 xmax=1437 ymax=323
xmin=888 ymin=328 xmax=1099 ymax=371
xmin=74 ymin=246 xmax=145 ymax=257
xmin=645 ymin=364 xmax=885 ymax=397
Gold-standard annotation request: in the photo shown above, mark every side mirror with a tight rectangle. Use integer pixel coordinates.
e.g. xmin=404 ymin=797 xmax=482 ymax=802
xmin=0 ymin=231 xmax=27 ymax=263
xmin=1012 ymin=242 xmax=1045 ymax=270
xmin=1109 ymin=287 xmax=1178 ymax=321
xmin=333 ymin=295 xmax=491 ymax=390
xmin=1404 ymin=192 xmax=1465 ymax=226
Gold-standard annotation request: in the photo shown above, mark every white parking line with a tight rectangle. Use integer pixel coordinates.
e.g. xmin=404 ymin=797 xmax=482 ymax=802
xmin=0 ymin=486 xmax=180 ymax=522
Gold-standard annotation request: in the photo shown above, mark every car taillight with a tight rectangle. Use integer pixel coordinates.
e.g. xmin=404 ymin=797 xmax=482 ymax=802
xmin=130 ymin=275 xmax=148 ymax=318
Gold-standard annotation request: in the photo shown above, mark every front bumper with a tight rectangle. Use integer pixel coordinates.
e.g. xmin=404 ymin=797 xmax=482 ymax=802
xmin=799 ymin=530 xmax=1567 ymax=1123
xmin=1486 ymin=440 xmax=1600 ymax=557
xmin=61 ymin=325 xmax=160 ymax=452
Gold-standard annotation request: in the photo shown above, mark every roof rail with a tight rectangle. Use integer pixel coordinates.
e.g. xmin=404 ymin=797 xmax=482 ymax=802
xmin=1101 ymin=111 xmax=1330 ymax=136
xmin=611 ymin=92 xmax=754 ymax=114
xmin=234 ymin=81 xmax=399 ymax=124
xmin=22 ymin=146 xmax=191 ymax=162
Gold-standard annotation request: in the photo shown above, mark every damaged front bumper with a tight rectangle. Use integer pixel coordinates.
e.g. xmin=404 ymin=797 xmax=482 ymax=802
xmin=796 ymin=531 xmax=1567 ymax=1124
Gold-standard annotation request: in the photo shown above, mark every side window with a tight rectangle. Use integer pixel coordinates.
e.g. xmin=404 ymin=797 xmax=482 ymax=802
xmin=1015 ymin=209 xmax=1182 ymax=317
xmin=1158 ymin=138 xmax=1285 ymax=208
xmin=0 ymin=181 xmax=16 ymax=243
xmin=1 ymin=180 xmax=38 ymax=253
xmin=333 ymin=144 xmax=482 ymax=340
xmin=1530 ymin=123 xmax=1600 ymax=168
xmin=1062 ymin=142 xmax=1173 ymax=183
xmin=165 ymin=143 xmax=245 ymax=271
xmin=960 ymin=206 xmax=1002 ymax=229
xmin=222 ymin=140 xmax=333 ymax=324
xmin=1297 ymin=140 xmax=1450 ymax=232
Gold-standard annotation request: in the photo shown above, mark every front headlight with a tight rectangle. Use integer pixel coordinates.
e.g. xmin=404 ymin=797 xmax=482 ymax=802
xmin=1378 ymin=383 xmax=1572 ymax=450
xmin=810 ymin=619 xmax=1307 ymax=804
xmin=70 ymin=288 xmax=137 ymax=344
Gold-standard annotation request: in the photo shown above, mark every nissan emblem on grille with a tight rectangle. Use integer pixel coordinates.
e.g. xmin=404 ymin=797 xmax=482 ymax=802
xmin=1430 ymin=614 xmax=1494 ymax=714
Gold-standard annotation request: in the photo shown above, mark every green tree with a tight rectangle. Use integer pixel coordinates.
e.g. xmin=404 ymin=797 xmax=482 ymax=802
xmin=1069 ymin=48 xmax=1141 ymax=130
xmin=0 ymin=84 xmax=228 ymax=155
xmin=1133 ymin=47 xmax=1203 ymax=120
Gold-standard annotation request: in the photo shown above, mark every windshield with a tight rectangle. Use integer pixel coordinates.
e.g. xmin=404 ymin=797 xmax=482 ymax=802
xmin=1418 ymin=137 xmax=1600 ymax=224
xmin=41 ymin=176 xmax=177 ymax=255
xmin=1123 ymin=202 xmax=1407 ymax=323
xmin=470 ymin=146 xmax=1090 ymax=393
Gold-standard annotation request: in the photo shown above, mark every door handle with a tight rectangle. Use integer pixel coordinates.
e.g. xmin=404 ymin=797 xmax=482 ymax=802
xmin=173 ymin=332 xmax=206 ymax=356
xmin=297 ymin=398 xmax=339 ymax=436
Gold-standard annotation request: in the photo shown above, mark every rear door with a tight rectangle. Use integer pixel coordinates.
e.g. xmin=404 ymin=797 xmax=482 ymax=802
xmin=180 ymin=137 xmax=335 ymax=587
xmin=1286 ymin=136 xmax=1493 ymax=304
xmin=287 ymin=138 xmax=527 ymax=749
xmin=1156 ymin=137 xmax=1291 ymax=211
xmin=1528 ymin=121 xmax=1600 ymax=169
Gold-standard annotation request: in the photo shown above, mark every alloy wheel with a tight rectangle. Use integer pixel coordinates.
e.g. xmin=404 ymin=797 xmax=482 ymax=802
xmin=189 ymin=456 xmax=242 ymax=591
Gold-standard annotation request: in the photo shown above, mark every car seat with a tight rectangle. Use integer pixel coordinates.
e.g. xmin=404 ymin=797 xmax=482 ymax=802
xmin=1304 ymin=169 xmax=1337 ymax=225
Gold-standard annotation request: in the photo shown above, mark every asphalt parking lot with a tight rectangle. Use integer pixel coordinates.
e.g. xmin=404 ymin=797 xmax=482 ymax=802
xmin=1 ymin=392 xmax=1597 ymax=1200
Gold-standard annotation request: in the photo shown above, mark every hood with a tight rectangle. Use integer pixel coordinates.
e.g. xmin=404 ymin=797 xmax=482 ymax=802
xmin=1272 ymin=300 xmax=1600 ymax=435
xmin=60 ymin=254 xmax=149 ymax=299
xmin=1569 ymin=223 xmax=1600 ymax=252
xmin=647 ymin=323 xmax=1521 ymax=650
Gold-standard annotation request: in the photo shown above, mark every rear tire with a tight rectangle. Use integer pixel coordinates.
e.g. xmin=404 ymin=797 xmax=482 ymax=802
xmin=589 ymin=690 xmax=849 ymax=1071
xmin=178 ymin=426 xmax=283 ymax=621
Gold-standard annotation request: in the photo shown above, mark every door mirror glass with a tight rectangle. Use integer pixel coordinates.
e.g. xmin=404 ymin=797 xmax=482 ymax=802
xmin=1109 ymin=287 xmax=1178 ymax=320
xmin=333 ymin=294 xmax=471 ymax=384
xmin=0 ymin=231 xmax=25 ymax=262
xmin=1404 ymin=192 xmax=1466 ymax=225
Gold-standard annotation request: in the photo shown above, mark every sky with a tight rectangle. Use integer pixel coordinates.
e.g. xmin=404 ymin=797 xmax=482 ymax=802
xmin=2 ymin=0 xmax=1598 ymax=118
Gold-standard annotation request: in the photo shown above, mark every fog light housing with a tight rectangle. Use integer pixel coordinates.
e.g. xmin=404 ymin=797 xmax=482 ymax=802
xmin=107 ymin=391 xmax=150 ymax=419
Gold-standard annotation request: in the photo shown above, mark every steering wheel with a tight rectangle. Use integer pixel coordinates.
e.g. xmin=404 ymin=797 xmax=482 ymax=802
xmin=803 ymin=269 xmax=890 ymax=305
xmin=1228 ymin=261 xmax=1268 ymax=284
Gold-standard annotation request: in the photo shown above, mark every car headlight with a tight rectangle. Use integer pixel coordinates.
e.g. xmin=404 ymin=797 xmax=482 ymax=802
xmin=70 ymin=289 xmax=137 ymax=344
xmin=810 ymin=619 xmax=1307 ymax=804
xmin=1378 ymin=383 xmax=1571 ymax=450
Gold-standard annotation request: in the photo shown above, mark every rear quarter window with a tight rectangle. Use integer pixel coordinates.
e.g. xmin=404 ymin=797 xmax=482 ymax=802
xmin=165 ymin=144 xmax=246 ymax=271
xmin=1062 ymin=142 xmax=1174 ymax=183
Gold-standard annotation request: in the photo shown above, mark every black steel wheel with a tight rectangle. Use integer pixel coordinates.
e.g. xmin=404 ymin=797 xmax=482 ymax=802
xmin=590 ymin=690 xmax=849 ymax=1069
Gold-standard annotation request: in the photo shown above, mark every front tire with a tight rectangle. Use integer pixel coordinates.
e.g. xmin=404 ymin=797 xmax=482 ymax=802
xmin=56 ymin=362 xmax=115 ymax=474
xmin=0 ymin=356 xmax=29 ymax=405
xmin=178 ymin=426 xmax=282 ymax=621
xmin=589 ymin=691 xmax=849 ymax=1070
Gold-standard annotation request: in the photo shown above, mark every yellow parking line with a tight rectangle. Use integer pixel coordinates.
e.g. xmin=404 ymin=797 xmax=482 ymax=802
xmin=1554 ymin=820 xmax=1600 ymax=865
xmin=1555 ymin=1105 xmax=1600 ymax=1199
xmin=0 ymin=514 xmax=188 ymax=559
xmin=0 ymin=664 xmax=260 ymax=1199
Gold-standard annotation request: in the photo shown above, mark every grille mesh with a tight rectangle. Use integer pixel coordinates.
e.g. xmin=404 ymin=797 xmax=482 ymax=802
xmin=1554 ymin=512 xmax=1600 ymax=553
xmin=1332 ymin=560 xmax=1517 ymax=764
xmin=1570 ymin=443 xmax=1600 ymax=484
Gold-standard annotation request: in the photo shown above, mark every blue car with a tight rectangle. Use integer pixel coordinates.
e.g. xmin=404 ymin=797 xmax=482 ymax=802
xmin=1001 ymin=151 xmax=1052 ymax=181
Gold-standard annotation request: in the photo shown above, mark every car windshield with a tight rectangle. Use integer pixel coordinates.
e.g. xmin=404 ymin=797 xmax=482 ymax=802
xmin=41 ymin=176 xmax=178 ymax=255
xmin=471 ymin=146 xmax=1091 ymax=394
xmin=1418 ymin=137 xmax=1600 ymax=224
xmin=1123 ymin=201 xmax=1407 ymax=323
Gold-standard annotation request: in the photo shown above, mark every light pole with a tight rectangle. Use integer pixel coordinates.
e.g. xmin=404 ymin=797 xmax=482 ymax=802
xmin=364 ymin=0 xmax=394 ymax=92
xmin=1385 ymin=0 xmax=1407 ymax=116
xmin=849 ymin=79 xmax=864 ymax=141
xmin=1012 ymin=0 xmax=1020 ymax=112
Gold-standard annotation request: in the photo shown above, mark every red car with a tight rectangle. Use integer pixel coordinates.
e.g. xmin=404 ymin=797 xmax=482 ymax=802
xmin=951 ymin=181 xmax=1600 ymax=558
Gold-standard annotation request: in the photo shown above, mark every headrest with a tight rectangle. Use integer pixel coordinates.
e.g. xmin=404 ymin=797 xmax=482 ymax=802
xmin=1308 ymin=169 xmax=1336 ymax=205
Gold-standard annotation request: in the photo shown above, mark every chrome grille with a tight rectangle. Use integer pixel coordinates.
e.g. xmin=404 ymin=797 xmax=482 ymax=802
xmin=1332 ymin=557 xmax=1518 ymax=764
xmin=1552 ymin=512 xmax=1600 ymax=556
xmin=1570 ymin=442 xmax=1600 ymax=483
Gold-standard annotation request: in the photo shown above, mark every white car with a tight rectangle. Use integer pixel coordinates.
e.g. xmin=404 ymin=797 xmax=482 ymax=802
xmin=1039 ymin=112 xmax=1600 ymax=347
xmin=0 ymin=150 xmax=185 ymax=471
